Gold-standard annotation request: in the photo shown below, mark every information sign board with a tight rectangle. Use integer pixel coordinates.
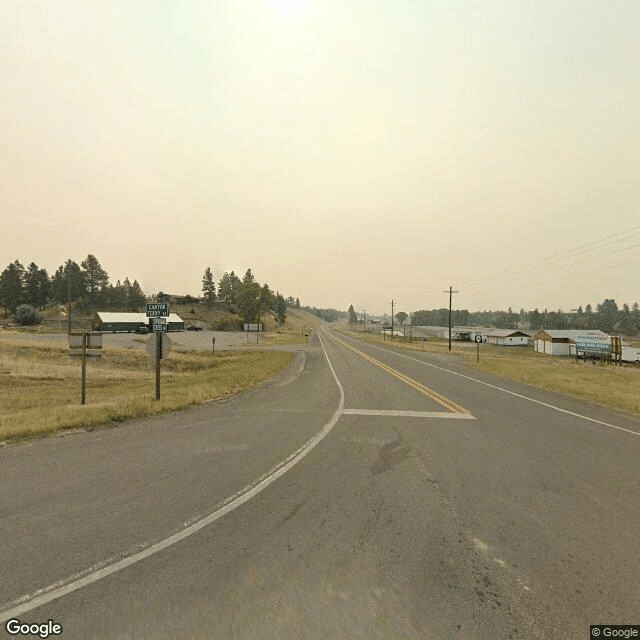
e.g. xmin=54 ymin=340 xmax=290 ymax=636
xmin=146 ymin=302 xmax=170 ymax=318
xmin=152 ymin=318 xmax=167 ymax=332
xmin=243 ymin=323 xmax=263 ymax=331
xmin=575 ymin=337 xmax=611 ymax=353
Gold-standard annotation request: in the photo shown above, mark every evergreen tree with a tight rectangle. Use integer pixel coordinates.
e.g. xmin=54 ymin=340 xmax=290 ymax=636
xmin=81 ymin=254 xmax=109 ymax=310
xmin=129 ymin=280 xmax=146 ymax=311
xmin=217 ymin=273 xmax=233 ymax=302
xmin=275 ymin=293 xmax=287 ymax=324
xmin=0 ymin=260 xmax=25 ymax=314
xmin=259 ymin=283 xmax=274 ymax=319
xmin=348 ymin=304 xmax=357 ymax=324
xmin=201 ymin=267 xmax=216 ymax=309
xmin=24 ymin=262 xmax=42 ymax=307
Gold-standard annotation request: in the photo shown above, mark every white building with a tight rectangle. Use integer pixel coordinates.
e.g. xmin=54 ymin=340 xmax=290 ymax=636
xmin=92 ymin=312 xmax=185 ymax=332
xmin=533 ymin=329 xmax=609 ymax=356
xmin=485 ymin=329 xmax=530 ymax=346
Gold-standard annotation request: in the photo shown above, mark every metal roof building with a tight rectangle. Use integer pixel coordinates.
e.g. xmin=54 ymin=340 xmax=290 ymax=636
xmin=91 ymin=312 xmax=184 ymax=332
xmin=485 ymin=329 xmax=531 ymax=346
xmin=533 ymin=329 xmax=609 ymax=356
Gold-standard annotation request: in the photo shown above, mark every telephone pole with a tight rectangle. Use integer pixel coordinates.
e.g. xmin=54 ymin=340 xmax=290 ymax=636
xmin=391 ymin=300 xmax=395 ymax=339
xmin=67 ymin=260 xmax=72 ymax=334
xmin=443 ymin=286 xmax=459 ymax=351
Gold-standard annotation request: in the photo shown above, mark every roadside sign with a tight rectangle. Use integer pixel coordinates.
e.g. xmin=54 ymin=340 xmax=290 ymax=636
xmin=146 ymin=302 xmax=170 ymax=318
xmin=152 ymin=318 xmax=167 ymax=332
xmin=146 ymin=333 xmax=171 ymax=360
xmin=67 ymin=331 xmax=103 ymax=404
xmin=243 ymin=323 xmax=263 ymax=331
xmin=575 ymin=337 xmax=611 ymax=353
xmin=68 ymin=331 xmax=103 ymax=357
xmin=474 ymin=334 xmax=483 ymax=343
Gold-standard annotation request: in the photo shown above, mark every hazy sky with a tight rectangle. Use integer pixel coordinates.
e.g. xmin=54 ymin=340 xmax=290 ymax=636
xmin=1 ymin=1 xmax=638 ymax=316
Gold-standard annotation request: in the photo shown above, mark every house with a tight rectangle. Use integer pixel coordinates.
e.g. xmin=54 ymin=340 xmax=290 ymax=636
xmin=533 ymin=329 xmax=609 ymax=356
xmin=92 ymin=312 xmax=185 ymax=333
xmin=485 ymin=329 xmax=530 ymax=346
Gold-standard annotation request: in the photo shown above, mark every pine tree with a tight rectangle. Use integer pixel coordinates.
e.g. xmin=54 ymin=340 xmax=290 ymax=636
xmin=275 ymin=293 xmax=287 ymax=324
xmin=0 ymin=260 xmax=25 ymax=314
xmin=24 ymin=262 xmax=42 ymax=307
xmin=201 ymin=267 xmax=216 ymax=310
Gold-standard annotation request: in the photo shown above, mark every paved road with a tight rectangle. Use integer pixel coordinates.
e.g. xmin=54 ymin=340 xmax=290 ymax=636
xmin=1 ymin=327 xmax=638 ymax=639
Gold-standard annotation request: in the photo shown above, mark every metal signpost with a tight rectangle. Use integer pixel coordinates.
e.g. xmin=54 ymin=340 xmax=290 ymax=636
xmin=475 ymin=333 xmax=482 ymax=362
xmin=147 ymin=303 xmax=170 ymax=400
xmin=68 ymin=331 xmax=103 ymax=404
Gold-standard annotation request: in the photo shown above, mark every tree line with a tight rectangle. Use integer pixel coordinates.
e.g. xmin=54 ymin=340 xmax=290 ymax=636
xmin=409 ymin=299 xmax=640 ymax=335
xmin=0 ymin=255 xmax=145 ymax=317
xmin=0 ymin=257 xmax=306 ymax=326
xmin=199 ymin=267 xmax=301 ymax=325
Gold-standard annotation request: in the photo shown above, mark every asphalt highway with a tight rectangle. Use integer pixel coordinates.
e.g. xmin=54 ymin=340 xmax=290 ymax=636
xmin=1 ymin=327 xmax=638 ymax=639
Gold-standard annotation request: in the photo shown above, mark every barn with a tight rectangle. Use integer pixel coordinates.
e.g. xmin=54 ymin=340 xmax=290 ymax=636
xmin=91 ymin=312 xmax=185 ymax=332
xmin=485 ymin=329 xmax=530 ymax=346
xmin=533 ymin=329 xmax=609 ymax=356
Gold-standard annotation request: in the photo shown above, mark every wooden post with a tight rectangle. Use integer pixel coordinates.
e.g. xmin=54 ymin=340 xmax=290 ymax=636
xmin=81 ymin=331 xmax=87 ymax=405
xmin=212 ymin=336 xmax=215 ymax=356
xmin=155 ymin=331 xmax=161 ymax=400
xmin=477 ymin=340 xmax=480 ymax=363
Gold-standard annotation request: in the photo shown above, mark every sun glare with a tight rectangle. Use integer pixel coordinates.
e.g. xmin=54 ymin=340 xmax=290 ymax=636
xmin=267 ymin=0 xmax=311 ymax=18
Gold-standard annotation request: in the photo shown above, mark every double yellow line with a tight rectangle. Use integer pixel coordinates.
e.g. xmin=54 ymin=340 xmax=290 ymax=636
xmin=329 ymin=333 xmax=471 ymax=415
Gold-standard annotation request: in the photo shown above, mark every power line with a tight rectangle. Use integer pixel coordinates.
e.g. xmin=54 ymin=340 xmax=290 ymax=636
xmin=459 ymin=255 xmax=640 ymax=301
xmin=461 ymin=240 xmax=640 ymax=294
xmin=459 ymin=224 xmax=640 ymax=290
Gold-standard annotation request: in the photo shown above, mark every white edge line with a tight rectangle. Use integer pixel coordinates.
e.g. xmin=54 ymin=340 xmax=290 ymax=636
xmin=343 ymin=409 xmax=475 ymax=419
xmin=339 ymin=332 xmax=640 ymax=438
xmin=0 ymin=332 xmax=345 ymax=623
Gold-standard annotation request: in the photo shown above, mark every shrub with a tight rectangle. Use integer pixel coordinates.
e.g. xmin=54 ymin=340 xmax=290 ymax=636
xmin=216 ymin=317 xmax=244 ymax=331
xmin=15 ymin=304 xmax=41 ymax=326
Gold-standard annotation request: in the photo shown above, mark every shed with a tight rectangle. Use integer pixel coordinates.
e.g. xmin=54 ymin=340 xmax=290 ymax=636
xmin=92 ymin=312 xmax=185 ymax=332
xmin=533 ymin=329 xmax=609 ymax=356
xmin=485 ymin=329 xmax=530 ymax=346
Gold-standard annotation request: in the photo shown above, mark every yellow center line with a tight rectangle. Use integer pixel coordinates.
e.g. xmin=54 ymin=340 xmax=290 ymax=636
xmin=328 ymin=332 xmax=471 ymax=415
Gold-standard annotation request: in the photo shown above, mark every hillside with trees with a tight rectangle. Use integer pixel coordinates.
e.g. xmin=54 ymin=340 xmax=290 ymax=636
xmin=0 ymin=256 xmax=316 ymax=331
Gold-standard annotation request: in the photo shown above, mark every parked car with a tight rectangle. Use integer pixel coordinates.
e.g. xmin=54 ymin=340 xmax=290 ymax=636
xmin=186 ymin=325 xmax=203 ymax=331
xmin=135 ymin=325 xmax=149 ymax=334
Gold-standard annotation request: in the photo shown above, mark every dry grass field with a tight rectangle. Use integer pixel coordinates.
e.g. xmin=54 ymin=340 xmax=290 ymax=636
xmin=0 ymin=336 xmax=292 ymax=443
xmin=339 ymin=326 xmax=640 ymax=417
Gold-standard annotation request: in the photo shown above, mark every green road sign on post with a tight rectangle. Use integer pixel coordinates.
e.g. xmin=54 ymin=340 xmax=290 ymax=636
xmin=146 ymin=302 xmax=170 ymax=318
xmin=146 ymin=303 xmax=170 ymax=399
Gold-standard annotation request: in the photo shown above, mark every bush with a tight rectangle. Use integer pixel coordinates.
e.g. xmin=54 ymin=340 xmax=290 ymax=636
xmin=15 ymin=304 xmax=41 ymax=326
xmin=216 ymin=317 xmax=244 ymax=331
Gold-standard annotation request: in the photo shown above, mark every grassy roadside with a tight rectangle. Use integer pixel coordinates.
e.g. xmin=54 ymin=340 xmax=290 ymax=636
xmin=0 ymin=338 xmax=293 ymax=443
xmin=337 ymin=326 xmax=640 ymax=418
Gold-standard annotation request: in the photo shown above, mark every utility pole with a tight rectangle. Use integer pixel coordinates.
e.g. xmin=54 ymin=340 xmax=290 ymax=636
xmin=67 ymin=260 xmax=71 ymax=334
xmin=443 ymin=286 xmax=459 ymax=351
xmin=391 ymin=300 xmax=395 ymax=340
xmin=363 ymin=309 xmax=366 ymax=332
